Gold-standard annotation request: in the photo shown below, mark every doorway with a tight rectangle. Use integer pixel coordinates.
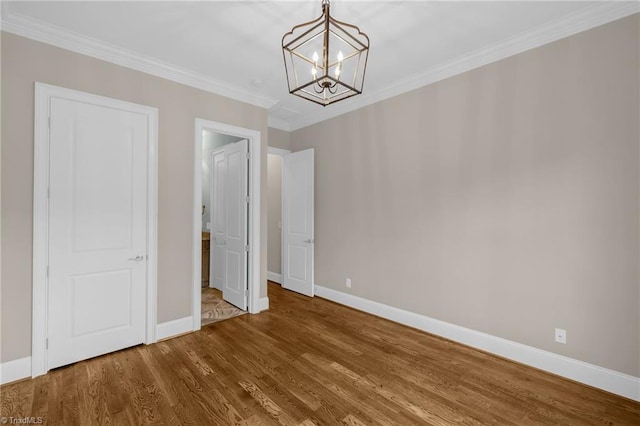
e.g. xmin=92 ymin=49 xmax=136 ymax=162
xmin=202 ymin=132 xmax=247 ymax=325
xmin=267 ymin=147 xmax=315 ymax=297
xmin=193 ymin=119 xmax=262 ymax=332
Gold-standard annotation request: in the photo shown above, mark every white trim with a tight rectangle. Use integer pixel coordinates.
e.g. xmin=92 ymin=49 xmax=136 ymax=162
xmin=315 ymin=284 xmax=640 ymax=402
xmin=32 ymin=83 xmax=159 ymax=378
xmin=267 ymin=147 xmax=291 ymax=157
xmin=146 ymin=97 xmax=159 ymax=346
xmin=193 ymin=119 xmax=262 ymax=333
xmin=0 ymin=4 xmax=277 ymax=110
xmin=286 ymin=2 xmax=640 ymax=130
xmin=156 ymin=316 xmax=194 ymax=341
xmin=0 ymin=357 xmax=32 ymax=385
xmin=267 ymin=271 xmax=282 ymax=285
xmin=267 ymin=116 xmax=292 ymax=132
xmin=32 ymin=83 xmax=50 ymax=378
xmin=258 ymin=297 xmax=270 ymax=312
xmin=3 ymin=3 xmax=636 ymax=131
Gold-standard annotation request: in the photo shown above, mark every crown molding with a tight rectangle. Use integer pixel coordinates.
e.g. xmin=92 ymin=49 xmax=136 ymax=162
xmin=287 ymin=1 xmax=640 ymax=131
xmin=267 ymin=115 xmax=292 ymax=132
xmin=0 ymin=5 xmax=279 ymax=110
xmin=2 ymin=2 xmax=637 ymax=131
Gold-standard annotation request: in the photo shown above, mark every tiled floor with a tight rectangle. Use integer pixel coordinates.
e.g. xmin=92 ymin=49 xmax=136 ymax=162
xmin=201 ymin=287 xmax=246 ymax=326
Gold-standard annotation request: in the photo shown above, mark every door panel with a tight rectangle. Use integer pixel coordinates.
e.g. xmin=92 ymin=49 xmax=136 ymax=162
xmin=48 ymin=97 xmax=148 ymax=369
xmin=71 ymin=121 xmax=134 ymax=251
xmin=222 ymin=139 xmax=249 ymax=310
xmin=283 ymin=149 xmax=314 ymax=297
xmin=210 ymin=149 xmax=226 ymax=290
xmin=71 ymin=270 xmax=132 ymax=337
xmin=288 ymin=244 xmax=308 ymax=281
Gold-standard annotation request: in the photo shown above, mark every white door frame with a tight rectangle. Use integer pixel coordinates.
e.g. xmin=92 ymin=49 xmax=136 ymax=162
xmin=267 ymin=147 xmax=290 ymax=284
xmin=32 ymin=82 xmax=159 ymax=378
xmin=193 ymin=119 xmax=262 ymax=331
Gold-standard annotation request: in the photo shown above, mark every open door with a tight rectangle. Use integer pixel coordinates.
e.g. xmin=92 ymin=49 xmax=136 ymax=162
xmin=210 ymin=139 xmax=249 ymax=310
xmin=283 ymin=149 xmax=314 ymax=297
xmin=210 ymin=148 xmax=225 ymax=291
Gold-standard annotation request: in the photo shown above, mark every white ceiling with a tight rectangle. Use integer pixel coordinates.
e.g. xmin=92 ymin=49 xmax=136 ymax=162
xmin=2 ymin=1 xmax=638 ymax=130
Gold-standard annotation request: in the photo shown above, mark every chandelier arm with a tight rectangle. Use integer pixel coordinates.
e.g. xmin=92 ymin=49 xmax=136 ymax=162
xmin=288 ymin=50 xmax=299 ymax=89
xmin=288 ymin=47 xmax=322 ymax=69
xmin=328 ymin=16 xmax=370 ymax=49
xmin=327 ymin=29 xmax=367 ymax=59
xmin=322 ymin=2 xmax=330 ymax=76
xmin=283 ymin=20 xmax=326 ymax=53
xmin=281 ymin=8 xmax=327 ymax=47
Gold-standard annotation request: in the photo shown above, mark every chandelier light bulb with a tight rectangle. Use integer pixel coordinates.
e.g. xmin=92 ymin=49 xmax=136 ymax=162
xmin=312 ymin=51 xmax=319 ymax=63
xmin=337 ymin=51 xmax=344 ymax=62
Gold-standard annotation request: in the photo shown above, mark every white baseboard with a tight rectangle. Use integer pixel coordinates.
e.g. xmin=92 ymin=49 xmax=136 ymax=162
xmin=156 ymin=316 xmax=194 ymax=341
xmin=267 ymin=271 xmax=282 ymax=284
xmin=258 ymin=297 xmax=269 ymax=312
xmin=0 ymin=356 xmax=32 ymax=385
xmin=315 ymin=285 xmax=640 ymax=402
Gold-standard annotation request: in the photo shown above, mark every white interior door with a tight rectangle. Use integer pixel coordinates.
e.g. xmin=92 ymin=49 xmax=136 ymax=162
xmin=210 ymin=148 xmax=226 ymax=290
xmin=48 ymin=97 xmax=148 ymax=369
xmin=210 ymin=139 xmax=249 ymax=310
xmin=283 ymin=149 xmax=314 ymax=297
xmin=222 ymin=139 xmax=249 ymax=309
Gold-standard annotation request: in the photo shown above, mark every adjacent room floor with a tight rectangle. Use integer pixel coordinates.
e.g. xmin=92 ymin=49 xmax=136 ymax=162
xmin=201 ymin=287 xmax=246 ymax=326
xmin=1 ymin=282 xmax=638 ymax=425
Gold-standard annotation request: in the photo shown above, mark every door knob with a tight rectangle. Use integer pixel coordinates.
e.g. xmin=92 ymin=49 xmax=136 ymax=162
xmin=128 ymin=255 xmax=145 ymax=261
xmin=304 ymin=238 xmax=314 ymax=244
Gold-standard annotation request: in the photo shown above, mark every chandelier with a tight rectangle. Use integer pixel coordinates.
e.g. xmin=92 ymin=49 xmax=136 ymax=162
xmin=282 ymin=0 xmax=370 ymax=106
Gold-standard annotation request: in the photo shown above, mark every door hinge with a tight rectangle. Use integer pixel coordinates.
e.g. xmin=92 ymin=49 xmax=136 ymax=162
xmin=245 ymin=152 xmax=250 ymax=159
xmin=244 ymin=245 xmax=249 ymax=252
xmin=245 ymin=196 xmax=250 ymax=204
xmin=46 ymin=338 xmax=49 ymax=350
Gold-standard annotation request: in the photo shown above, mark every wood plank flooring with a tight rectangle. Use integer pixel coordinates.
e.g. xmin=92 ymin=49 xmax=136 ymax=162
xmin=1 ymin=282 xmax=639 ymax=425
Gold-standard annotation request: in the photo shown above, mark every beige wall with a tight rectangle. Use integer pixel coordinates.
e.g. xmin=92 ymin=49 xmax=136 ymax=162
xmin=268 ymin=127 xmax=292 ymax=151
xmin=0 ymin=32 xmax=269 ymax=363
xmin=267 ymin=155 xmax=283 ymax=275
xmin=291 ymin=16 xmax=640 ymax=376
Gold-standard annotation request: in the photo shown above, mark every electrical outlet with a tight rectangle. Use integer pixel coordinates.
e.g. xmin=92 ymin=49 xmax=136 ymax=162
xmin=346 ymin=278 xmax=351 ymax=288
xmin=555 ymin=328 xmax=567 ymax=344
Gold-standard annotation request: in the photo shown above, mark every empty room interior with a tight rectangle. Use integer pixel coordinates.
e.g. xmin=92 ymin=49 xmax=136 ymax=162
xmin=1 ymin=1 xmax=639 ymax=424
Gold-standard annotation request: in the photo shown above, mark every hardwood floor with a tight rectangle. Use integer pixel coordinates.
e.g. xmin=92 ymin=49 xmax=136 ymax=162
xmin=1 ymin=282 xmax=638 ymax=425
